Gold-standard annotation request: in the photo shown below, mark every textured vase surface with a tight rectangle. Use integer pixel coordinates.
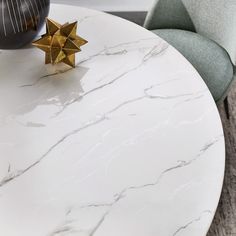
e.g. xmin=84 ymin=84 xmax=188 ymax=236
xmin=0 ymin=0 xmax=50 ymax=49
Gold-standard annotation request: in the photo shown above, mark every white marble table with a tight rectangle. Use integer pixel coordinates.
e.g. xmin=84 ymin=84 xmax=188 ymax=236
xmin=0 ymin=4 xmax=225 ymax=236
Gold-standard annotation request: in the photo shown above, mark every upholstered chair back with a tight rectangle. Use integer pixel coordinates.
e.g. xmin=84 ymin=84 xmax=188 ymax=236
xmin=144 ymin=0 xmax=236 ymax=66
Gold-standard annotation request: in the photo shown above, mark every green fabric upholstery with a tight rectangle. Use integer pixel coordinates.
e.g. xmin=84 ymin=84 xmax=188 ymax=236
xmin=144 ymin=0 xmax=236 ymax=66
xmin=152 ymin=29 xmax=234 ymax=102
xmin=144 ymin=0 xmax=196 ymax=32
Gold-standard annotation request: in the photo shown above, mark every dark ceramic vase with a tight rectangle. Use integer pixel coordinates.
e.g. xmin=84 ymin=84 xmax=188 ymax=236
xmin=0 ymin=0 xmax=50 ymax=49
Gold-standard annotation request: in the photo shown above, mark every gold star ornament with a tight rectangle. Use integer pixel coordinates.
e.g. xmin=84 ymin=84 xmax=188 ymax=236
xmin=32 ymin=18 xmax=88 ymax=67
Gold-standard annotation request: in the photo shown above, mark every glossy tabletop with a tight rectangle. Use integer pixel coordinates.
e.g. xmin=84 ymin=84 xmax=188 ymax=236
xmin=0 ymin=4 xmax=225 ymax=236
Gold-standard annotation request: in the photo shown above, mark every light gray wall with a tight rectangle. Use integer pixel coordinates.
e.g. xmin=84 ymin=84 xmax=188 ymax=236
xmin=52 ymin=0 xmax=154 ymax=11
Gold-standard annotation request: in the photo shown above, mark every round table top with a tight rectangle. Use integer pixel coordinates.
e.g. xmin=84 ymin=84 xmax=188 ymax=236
xmin=0 ymin=4 xmax=225 ymax=236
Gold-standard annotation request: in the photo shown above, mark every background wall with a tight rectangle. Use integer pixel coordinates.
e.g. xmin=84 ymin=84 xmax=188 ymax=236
xmin=52 ymin=0 xmax=154 ymax=11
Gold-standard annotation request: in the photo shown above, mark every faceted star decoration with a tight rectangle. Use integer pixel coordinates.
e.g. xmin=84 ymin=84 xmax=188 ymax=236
xmin=32 ymin=18 xmax=88 ymax=67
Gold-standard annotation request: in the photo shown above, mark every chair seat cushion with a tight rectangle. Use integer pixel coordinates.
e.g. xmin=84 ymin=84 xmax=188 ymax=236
xmin=152 ymin=29 xmax=234 ymax=102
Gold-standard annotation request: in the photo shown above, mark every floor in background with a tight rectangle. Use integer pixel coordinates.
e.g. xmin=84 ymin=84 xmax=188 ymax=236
xmin=107 ymin=12 xmax=147 ymax=26
xmin=107 ymin=11 xmax=236 ymax=236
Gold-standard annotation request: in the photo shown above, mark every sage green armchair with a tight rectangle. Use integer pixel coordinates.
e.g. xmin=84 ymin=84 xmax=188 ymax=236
xmin=144 ymin=0 xmax=236 ymax=106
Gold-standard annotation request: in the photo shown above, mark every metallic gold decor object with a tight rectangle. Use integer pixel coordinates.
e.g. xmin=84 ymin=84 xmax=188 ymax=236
xmin=32 ymin=18 xmax=88 ymax=67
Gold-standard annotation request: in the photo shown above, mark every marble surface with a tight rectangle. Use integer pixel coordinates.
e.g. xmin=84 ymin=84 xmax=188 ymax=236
xmin=0 ymin=4 xmax=225 ymax=236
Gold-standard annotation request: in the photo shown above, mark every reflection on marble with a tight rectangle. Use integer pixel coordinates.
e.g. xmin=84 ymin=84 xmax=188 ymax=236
xmin=0 ymin=4 xmax=225 ymax=236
